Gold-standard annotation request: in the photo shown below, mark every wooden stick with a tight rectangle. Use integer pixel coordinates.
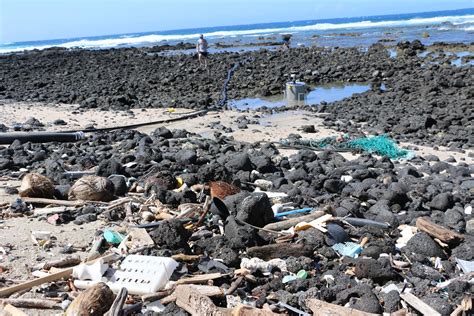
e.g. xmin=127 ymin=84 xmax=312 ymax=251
xmin=87 ymin=236 xmax=105 ymax=261
xmin=171 ymin=254 xmax=202 ymax=262
xmin=176 ymin=273 xmax=223 ymax=285
xmin=0 ymin=298 xmax=57 ymax=309
xmin=306 ymin=299 xmax=381 ymax=316
xmin=22 ymin=197 xmax=107 ymax=206
xmin=160 ymin=285 xmax=225 ymax=305
xmin=0 ymin=253 xmax=117 ymax=298
xmin=195 ymin=195 xmax=212 ymax=228
xmin=141 ymin=288 xmax=175 ymax=302
xmin=33 ymin=206 xmax=75 ymax=216
xmin=400 ymin=292 xmax=441 ymax=316
xmin=262 ymin=211 xmax=325 ymax=231
xmin=43 ymin=255 xmax=81 ymax=270
xmin=175 ymin=285 xmax=229 ymax=316
xmin=247 ymin=243 xmax=313 ymax=261
xmin=416 ymin=217 xmax=464 ymax=243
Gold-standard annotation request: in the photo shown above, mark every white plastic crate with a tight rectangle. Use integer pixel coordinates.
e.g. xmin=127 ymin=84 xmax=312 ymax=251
xmin=108 ymin=255 xmax=178 ymax=295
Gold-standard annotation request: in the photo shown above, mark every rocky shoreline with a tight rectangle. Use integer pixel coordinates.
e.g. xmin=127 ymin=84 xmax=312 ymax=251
xmin=0 ymin=40 xmax=473 ymax=315
xmin=0 ymin=40 xmax=472 ymax=149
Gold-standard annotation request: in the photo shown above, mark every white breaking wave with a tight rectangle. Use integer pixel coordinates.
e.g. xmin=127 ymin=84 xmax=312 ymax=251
xmin=464 ymin=26 xmax=474 ymax=31
xmin=1 ymin=14 xmax=473 ymax=53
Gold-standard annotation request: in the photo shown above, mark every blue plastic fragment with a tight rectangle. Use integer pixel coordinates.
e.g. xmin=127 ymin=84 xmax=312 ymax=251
xmin=274 ymin=207 xmax=313 ymax=218
xmin=331 ymin=241 xmax=363 ymax=258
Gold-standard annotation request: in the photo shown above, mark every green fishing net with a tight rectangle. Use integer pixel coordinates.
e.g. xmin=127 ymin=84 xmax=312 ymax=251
xmin=280 ymin=134 xmax=413 ymax=160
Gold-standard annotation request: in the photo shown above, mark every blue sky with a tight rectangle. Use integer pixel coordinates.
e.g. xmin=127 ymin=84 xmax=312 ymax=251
xmin=1 ymin=0 xmax=473 ymax=43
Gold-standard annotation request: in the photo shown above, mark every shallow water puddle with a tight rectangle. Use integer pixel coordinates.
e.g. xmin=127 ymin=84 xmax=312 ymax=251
xmin=230 ymin=83 xmax=371 ymax=110
xmin=418 ymin=51 xmax=474 ymax=67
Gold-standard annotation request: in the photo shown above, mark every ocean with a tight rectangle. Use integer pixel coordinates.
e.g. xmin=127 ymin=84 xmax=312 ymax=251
xmin=1 ymin=8 xmax=473 ymax=54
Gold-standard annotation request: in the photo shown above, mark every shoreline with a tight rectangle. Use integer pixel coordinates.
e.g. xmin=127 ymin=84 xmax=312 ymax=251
xmin=0 ymin=37 xmax=473 ymax=315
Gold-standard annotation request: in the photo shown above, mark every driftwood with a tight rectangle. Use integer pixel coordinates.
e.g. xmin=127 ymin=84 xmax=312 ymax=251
xmin=43 ymin=255 xmax=81 ymax=270
xmin=141 ymin=288 xmax=175 ymax=302
xmin=174 ymin=285 xmax=277 ymax=316
xmin=195 ymin=195 xmax=212 ymax=228
xmin=21 ymin=197 xmax=93 ymax=206
xmin=0 ymin=253 xmax=117 ymax=298
xmin=66 ymin=282 xmax=115 ymax=316
xmin=105 ymin=287 xmax=127 ymax=316
xmin=247 ymin=243 xmax=313 ymax=261
xmin=416 ymin=217 xmax=464 ymax=243
xmin=400 ymin=292 xmax=442 ymax=316
xmin=262 ymin=211 xmax=325 ymax=231
xmin=176 ymin=273 xmax=223 ymax=285
xmin=175 ymin=285 xmax=228 ymax=316
xmin=161 ymin=285 xmax=224 ymax=305
xmin=171 ymin=254 xmax=202 ymax=262
xmin=0 ymin=298 xmax=57 ymax=309
xmin=87 ymin=237 xmax=105 ymax=261
xmin=306 ymin=299 xmax=381 ymax=315
xmin=33 ymin=206 xmax=75 ymax=216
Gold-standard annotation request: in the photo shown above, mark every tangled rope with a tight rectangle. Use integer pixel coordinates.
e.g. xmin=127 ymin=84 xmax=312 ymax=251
xmin=280 ymin=134 xmax=414 ymax=160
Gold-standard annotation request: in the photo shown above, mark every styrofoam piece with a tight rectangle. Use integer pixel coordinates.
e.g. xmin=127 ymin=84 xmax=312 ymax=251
xmin=455 ymin=258 xmax=474 ymax=273
xmin=331 ymin=242 xmax=362 ymax=258
xmin=108 ymin=255 xmax=178 ymax=295
xmin=73 ymin=259 xmax=108 ymax=281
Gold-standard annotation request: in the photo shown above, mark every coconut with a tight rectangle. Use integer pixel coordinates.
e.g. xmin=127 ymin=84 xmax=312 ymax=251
xmin=18 ymin=173 xmax=55 ymax=198
xmin=66 ymin=282 xmax=114 ymax=316
xmin=68 ymin=175 xmax=115 ymax=202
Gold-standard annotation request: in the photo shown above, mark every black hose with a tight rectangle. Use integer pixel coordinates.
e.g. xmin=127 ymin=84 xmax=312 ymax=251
xmin=0 ymin=57 xmax=254 ymax=144
xmin=0 ymin=131 xmax=85 ymax=145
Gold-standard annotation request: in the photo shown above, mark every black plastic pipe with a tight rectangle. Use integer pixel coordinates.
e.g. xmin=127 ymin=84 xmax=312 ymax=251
xmin=0 ymin=131 xmax=85 ymax=145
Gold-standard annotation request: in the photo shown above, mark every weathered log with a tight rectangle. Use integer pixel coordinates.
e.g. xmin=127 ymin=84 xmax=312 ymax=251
xmin=175 ymin=285 xmax=228 ymax=316
xmin=43 ymin=255 xmax=81 ymax=270
xmin=416 ymin=217 xmax=464 ymax=243
xmin=400 ymin=292 xmax=442 ymax=316
xmin=247 ymin=243 xmax=313 ymax=260
xmin=306 ymin=298 xmax=381 ymax=315
xmin=176 ymin=273 xmax=224 ymax=285
xmin=0 ymin=253 xmax=117 ymax=298
xmin=0 ymin=298 xmax=57 ymax=309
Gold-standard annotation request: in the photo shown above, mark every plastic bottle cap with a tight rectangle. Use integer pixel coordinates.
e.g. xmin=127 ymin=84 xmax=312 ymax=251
xmin=104 ymin=230 xmax=125 ymax=245
xmin=297 ymin=270 xmax=308 ymax=279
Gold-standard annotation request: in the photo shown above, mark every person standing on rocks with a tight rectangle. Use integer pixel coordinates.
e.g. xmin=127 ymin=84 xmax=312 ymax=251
xmin=196 ymin=34 xmax=209 ymax=68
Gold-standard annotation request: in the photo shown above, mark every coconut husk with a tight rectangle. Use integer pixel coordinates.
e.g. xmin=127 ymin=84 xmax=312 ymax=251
xmin=209 ymin=181 xmax=240 ymax=199
xmin=66 ymin=282 xmax=114 ymax=316
xmin=18 ymin=173 xmax=55 ymax=198
xmin=144 ymin=171 xmax=177 ymax=193
xmin=68 ymin=175 xmax=115 ymax=202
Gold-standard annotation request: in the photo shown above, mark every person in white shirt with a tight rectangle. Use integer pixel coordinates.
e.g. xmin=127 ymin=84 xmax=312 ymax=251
xmin=196 ymin=34 xmax=209 ymax=68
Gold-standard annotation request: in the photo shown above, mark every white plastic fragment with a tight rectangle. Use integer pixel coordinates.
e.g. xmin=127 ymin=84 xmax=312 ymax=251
xmin=240 ymin=257 xmax=287 ymax=274
xmin=340 ymin=175 xmax=353 ymax=183
xmin=382 ymin=283 xmax=400 ymax=293
xmin=396 ymin=225 xmax=417 ymax=249
xmin=455 ymin=258 xmax=474 ymax=273
xmin=73 ymin=259 xmax=109 ymax=281
xmin=143 ymin=300 xmax=166 ymax=313
xmin=465 ymin=205 xmax=472 ymax=215
xmin=108 ymin=255 xmax=178 ymax=295
xmin=254 ymin=179 xmax=273 ymax=191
